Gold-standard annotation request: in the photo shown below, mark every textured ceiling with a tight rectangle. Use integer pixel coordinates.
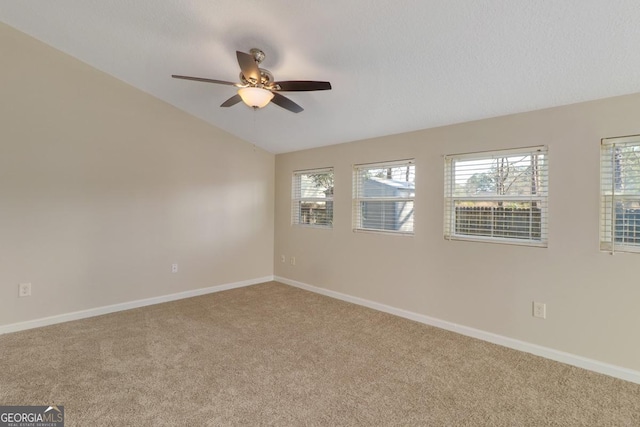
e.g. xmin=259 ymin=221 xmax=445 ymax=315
xmin=2 ymin=1 xmax=640 ymax=153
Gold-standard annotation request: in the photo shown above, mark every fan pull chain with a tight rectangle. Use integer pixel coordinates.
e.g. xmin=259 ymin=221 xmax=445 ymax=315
xmin=252 ymin=108 xmax=257 ymax=152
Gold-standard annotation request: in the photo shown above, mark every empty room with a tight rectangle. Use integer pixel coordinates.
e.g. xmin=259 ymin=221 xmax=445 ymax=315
xmin=1 ymin=1 xmax=640 ymax=426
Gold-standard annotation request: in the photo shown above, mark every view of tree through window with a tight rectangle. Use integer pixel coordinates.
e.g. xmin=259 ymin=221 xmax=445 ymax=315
xmin=601 ymin=137 xmax=640 ymax=252
xmin=445 ymin=147 xmax=548 ymax=245
xmin=292 ymin=169 xmax=333 ymax=227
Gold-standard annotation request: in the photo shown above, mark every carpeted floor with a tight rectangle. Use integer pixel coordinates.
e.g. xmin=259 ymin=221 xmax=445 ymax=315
xmin=0 ymin=281 xmax=638 ymax=426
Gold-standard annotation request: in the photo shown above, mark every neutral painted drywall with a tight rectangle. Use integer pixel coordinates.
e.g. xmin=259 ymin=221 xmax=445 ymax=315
xmin=5 ymin=2 xmax=640 ymax=154
xmin=274 ymin=92 xmax=640 ymax=372
xmin=0 ymin=23 xmax=274 ymax=326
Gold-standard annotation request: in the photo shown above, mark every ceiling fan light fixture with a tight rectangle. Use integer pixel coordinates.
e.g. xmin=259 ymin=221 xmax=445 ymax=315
xmin=238 ymin=87 xmax=274 ymax=109
xmin=172 ymin=48 xmax=330 ymax=113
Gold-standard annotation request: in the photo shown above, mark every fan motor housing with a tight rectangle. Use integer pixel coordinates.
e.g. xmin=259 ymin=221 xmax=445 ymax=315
xmin=239 ymin=68 xmax=274 ymax=88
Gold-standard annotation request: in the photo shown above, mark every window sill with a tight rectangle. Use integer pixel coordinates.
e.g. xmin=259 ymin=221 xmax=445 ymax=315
xmin=445 ymin=234 xmax=547 ymax=248
xmin=353 ymin=228 xmax=414 ymax=237
xmin=292 ymin=224 xmax=333 ymax=230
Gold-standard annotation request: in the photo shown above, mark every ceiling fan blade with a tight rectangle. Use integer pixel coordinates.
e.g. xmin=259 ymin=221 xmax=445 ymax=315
xmin=275 ymin=81 xmax=332 ymax=91
xmin=171 ymin=75 xmax=237 ymax=86
xmin=236 ymin=51 xmax=262 ymax=84
xmin=271 ymin=92 xmax=303 ymax=113
xmin=220 ymin=94 xmax=242 ymax=107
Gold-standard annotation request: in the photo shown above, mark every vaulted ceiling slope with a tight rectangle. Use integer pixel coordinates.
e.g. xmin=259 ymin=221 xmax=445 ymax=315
xmin=2 ymin=1 xmax=640 ymax=153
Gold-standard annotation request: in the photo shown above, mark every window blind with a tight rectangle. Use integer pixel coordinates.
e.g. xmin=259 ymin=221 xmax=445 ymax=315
xmin=291 ymin=168 xmax=334 ymax=227
xmin=353 ymin=159 xmax=415 ymax=234
xmin=444 ymin=146 xmax=548 ymax=246
xmin=600 ymin=135 xmax=640 ymax=253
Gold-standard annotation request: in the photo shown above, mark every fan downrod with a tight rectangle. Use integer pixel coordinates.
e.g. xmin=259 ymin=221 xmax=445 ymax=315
xmin=250 ymin=48 xmax=266 ymax=64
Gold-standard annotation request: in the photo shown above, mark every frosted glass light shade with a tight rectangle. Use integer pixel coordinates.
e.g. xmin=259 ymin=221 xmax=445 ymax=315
xmin=238 ymin=87 xmax=274 ymax=108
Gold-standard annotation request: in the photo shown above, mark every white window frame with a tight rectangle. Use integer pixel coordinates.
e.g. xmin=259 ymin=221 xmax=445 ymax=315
xmin=291 ymin=167 xmax=334 ymax=228
xmin=444 ymin=146 xmax=548 ymax=247
xmin=600 ymin=135 xmax=640 ymax=254
xmin=352 ymin=159 xmax=415 ymax=236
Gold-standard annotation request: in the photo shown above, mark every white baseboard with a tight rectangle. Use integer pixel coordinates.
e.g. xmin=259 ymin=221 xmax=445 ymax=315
xmin=275 ymin=276 xmax=640 ymax=385
xmin=0 ymin=276 xmax=274 ymax=335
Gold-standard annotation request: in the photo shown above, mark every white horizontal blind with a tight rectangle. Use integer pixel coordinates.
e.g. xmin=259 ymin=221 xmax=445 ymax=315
xmin=292 ymin=168 xmax=334 ymax=227
xmin=600 ymin=135 xmax=640 ymax=253
xmin=353 ymin=159 xmax=415 ymax=234
xmin=444 ymin=146 xmax=548 ymax=246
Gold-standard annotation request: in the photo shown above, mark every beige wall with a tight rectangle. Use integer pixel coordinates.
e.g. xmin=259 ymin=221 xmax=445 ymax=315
xmin=275 ymin=92 xmax=640 ymax=372
xmin=0 ymin=23 xmax=274 ymax=326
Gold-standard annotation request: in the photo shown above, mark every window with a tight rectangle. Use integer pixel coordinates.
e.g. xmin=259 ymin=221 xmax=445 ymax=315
xmin=292 ymin=168 xmax=334 ymax=227
xmin=353 ymin=159 xmax=415 ymax=234
xmin=444 ymin=146 xmax=548 ymax=246
xmin=600 ymin=135 xmax=640 ymax=253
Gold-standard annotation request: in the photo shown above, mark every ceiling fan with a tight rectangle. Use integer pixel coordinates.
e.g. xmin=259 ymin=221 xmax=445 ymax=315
xmin=172 ymin=48 xmax=331 ymax=113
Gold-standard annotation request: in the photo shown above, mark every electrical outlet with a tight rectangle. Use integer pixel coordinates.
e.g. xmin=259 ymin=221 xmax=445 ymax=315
xmin=290 ymin=256 xmax=296 ymax=266
xmin=533 ymin=302 xmax=546 ymax=319
xmin=171 ymin=263 xmax=178 ymax=273
xmin=281 ymin=255 xmax=285 ymax=263
xmin=19 ymin=283 xmax=31 ymax=297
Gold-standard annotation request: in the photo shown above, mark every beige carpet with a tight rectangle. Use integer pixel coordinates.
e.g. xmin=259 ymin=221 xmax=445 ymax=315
xmin=0 ymin=281 xmax=638 ymax=426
